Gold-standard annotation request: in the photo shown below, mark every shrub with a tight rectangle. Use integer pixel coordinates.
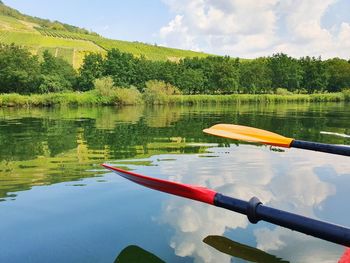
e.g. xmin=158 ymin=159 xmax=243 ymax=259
xmin=39 ymin=74 xmax=73 ymax=93
xmin=0 ymin=93 xmax=28 ymax=106
xmin=276 ymin=88 xmax=292 ymax=95
xmin=342 ymin=88 xmax=350 ymax=101
xmin=94 ymin=77 xmax=115 ymax=97
xmin=94 ymin=77 xmax=142 ymax=105
xmin=143 ymin=80 xmax=181 ymax=105
xmin=114 ymin=86 xmax=143 ymax=105
xmin=293 ymin=88 xmax=308 ymax=94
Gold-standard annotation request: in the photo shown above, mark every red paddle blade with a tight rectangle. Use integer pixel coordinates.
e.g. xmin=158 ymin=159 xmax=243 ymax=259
xmin=102 ymin=164 xmax=216 ymax=205
xmin=339 ymin=248 xmax=350 ymax=263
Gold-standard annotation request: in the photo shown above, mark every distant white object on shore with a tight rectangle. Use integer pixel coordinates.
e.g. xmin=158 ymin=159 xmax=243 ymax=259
xmin=320 ymin=131 xmax=350 ymax=138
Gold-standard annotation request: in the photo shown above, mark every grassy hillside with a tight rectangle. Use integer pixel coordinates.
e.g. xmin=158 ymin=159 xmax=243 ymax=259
xmin=0 ymin=2 xmax=209 ymax=68
xmin=0 ymin=31 xmax=103 ymax=67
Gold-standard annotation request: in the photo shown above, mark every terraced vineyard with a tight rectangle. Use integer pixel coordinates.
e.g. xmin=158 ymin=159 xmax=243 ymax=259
xmin=0 ymin=2 xmax=210 ymax=67
xmin=35 ymin=27 xmax=92 ymax=42
xmin=89 ymin=37 xmax=207 ymax=61
xmin=35 ymin=28 xmax=209 ymax=61
xmin=0 ymin=30 xmax=9 ymax=41
xmin=0 ymin=30 xmax=104 ymax=67
xmin=37 ymin=47 xmax=75 ymax=65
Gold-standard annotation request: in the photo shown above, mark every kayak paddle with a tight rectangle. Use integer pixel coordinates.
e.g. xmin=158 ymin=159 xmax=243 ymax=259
xmin=203 ymin=124 xmax=350 ymax=156
xmin=102 ymin=164 xmax=350 ymax=247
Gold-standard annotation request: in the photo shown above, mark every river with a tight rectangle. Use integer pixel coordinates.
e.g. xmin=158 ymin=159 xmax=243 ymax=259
xmin=0 ymin=103 xmax=349 ymax=262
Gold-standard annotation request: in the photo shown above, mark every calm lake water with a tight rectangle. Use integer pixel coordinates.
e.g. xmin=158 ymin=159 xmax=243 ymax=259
xmin=0 ymin=103 xmax=349 ymax=263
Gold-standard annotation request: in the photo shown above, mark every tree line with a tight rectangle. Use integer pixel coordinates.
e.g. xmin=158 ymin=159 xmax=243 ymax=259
xmin=0 ymin=43 xmax=349 ymax=95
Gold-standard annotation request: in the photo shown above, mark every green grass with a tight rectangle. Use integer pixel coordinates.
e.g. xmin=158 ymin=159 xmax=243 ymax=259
xmin=0 ymin=14 xmax=36 ymax=32
xmin=0 ymin=92 xmax=347 ymax=108
xmin=168 ymin=93 xmax=346 ymax=105
xmin=0 ymin=92 xmax=103 ymax=107
xmin=37 ymin=47 xmax=74 ymax=65
xmin=56 ymin=48 xmax=74 ymax=65
xmin=0 ymin=31 xmax=102 ymax=50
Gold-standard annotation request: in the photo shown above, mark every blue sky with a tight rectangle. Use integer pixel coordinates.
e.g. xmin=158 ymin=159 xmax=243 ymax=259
xmin=3 ymin=0 xmax=171 ymax=43
xmin=3 ymin=0 xmax=350 ymax=58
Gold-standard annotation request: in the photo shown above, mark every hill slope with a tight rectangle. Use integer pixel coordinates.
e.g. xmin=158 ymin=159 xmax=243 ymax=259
xmin=0 ymin=2 xmax=209 ymax=68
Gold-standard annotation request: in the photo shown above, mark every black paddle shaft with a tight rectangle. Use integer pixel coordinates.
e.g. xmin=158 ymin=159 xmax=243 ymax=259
xmin=214 ymin=193 xmax=350 ymax=247
xmin=291 ymin=140 xmax=350 ymax=156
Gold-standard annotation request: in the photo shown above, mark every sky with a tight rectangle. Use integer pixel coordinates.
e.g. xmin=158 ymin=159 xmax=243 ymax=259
xmin=3 ymin=0 xmax=350 ymax=59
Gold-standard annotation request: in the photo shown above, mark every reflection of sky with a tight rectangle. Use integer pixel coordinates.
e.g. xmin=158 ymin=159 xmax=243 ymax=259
xmin=147 ymin=144 xmax=349 ymax=263
xmin=0 ymin=174 xmax=187 ymax=263
xmin=0 ymin=144 xmax=349 ymax=263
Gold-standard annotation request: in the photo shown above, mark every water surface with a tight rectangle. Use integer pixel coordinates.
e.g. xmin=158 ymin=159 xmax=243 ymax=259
xmin=0 ymin=103 xmax=349 ymax=262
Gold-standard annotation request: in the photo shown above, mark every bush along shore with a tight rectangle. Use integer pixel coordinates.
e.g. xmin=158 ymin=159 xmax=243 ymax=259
xmin=1 ymin=43 xmax=350 ymax=107
xmin=0 ymin=80 xmax=349 ymax=107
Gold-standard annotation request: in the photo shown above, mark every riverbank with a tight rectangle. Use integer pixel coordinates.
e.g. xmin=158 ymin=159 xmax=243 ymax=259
xmin=0 ymin=91 xmax=348 ymax=107
xmin=169 ymin=92 xmax=347 ymax=104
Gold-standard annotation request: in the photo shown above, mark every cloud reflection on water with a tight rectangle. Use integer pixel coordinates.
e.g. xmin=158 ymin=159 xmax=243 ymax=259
xmin=151 ymin=144 xmax=348 ymax=263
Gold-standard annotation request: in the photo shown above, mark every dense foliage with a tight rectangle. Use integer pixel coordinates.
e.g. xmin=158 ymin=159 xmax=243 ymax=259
xmin=0 ymin=44 xmax=41 ymax=94
xmin=77 ymin=49 xmax=350 ymax=94
xmin=0 ymin=44 xmax=349 ymax=95
xmin=0 ymin=44 xmax=77 ymax=94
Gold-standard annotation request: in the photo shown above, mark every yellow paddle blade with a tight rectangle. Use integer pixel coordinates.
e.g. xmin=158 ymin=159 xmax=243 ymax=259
xmin=203 ymin=124 xmax=294 ymax=148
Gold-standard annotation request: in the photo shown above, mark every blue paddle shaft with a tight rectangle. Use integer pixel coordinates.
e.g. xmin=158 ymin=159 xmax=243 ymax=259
xmin=214 ymin=193 xmax=350 ymax=247
xmin=291 ymin=140 xmax=350 ymax=156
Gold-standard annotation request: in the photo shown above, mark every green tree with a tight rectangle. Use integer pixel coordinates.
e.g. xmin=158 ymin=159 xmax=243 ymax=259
xmin=133 ymin=56 xmax=158 ymax=90
xmin=268 ymin=53 xmax=303 ymax=92
xmin=77 ymin=53 xmax=104 ymax=91
xmin=299 ymin=56 xmax=328 ymax=93
xmin=239 ymin=58 xmax=272 ymax=93
xmin=0 ymin=44 xmax=41 ymax=94
xmin=103 ymin=49 xmax=136 ymax=87
xmin=39 ymin=74 xmax=72 ymax=93
xmin=180 ymin=56 xmax=240 ymax=94
xmin=39 ymin=50 xmax=77 ymax=93
xmin=209 ymin=56 xmax=240 ymax=94
xmin=156 ymin=60 xmax=179 ymax=85
xmin=177 ymin=68 xmax=205 ymax=94
xmin=325 ymin=58 xmax=350 ymax=92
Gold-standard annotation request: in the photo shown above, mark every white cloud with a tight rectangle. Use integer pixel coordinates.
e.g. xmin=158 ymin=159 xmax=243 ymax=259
xmin=159 ymin=15 xmax=200 ymax=51
xmin=160 ymin=0 xmax=350 ymax=58
xmin=339 ymin=22 xmax=350 ymax=46
xmin=150 ymin=145 xmax=348 ymax=262
xmin=254 ymin=227 xmax=342 ymax=263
